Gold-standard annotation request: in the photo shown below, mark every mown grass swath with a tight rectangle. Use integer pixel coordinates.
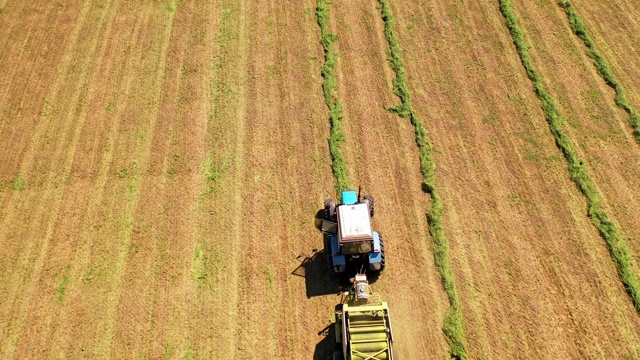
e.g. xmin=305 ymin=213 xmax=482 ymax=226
xmin=316 ymin=0 xmax=350 ymax=196
xmin=377 ymin=1 xmax=468 ymax=358
xmin=499 ymin=0 xmax=640 ymax=312
xmin=558 ymin=1 xmax=640 ymax=143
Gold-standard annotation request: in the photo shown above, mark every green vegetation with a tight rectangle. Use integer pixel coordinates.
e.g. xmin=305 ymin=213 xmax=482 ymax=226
xmin=183 ymin=346 xmax=197 ymax=360
xmin=191 ymin=244 xmax=209 ymax=283
xmin=316 ymin=0 xmax=350 ymax=196
xmin=558 ymin=1 xmax=640 ymax=143
xmin=167 ymin=0 xmax=177 ymax=13
xmin=199 ymin=154 xmax=229 ymax=201
xmin=12 ymin=174 xmax=24 ymax=191
xmin=500 ymin=0 xmax=640 ymax=312
xmin=377 ymin=1 xmax=468 ymax=358
xmin=56 ymin=267 xmax=70 ymax=303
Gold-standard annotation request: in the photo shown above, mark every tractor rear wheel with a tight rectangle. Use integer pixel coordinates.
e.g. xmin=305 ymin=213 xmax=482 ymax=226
xmin=333 ymin=351 xmax=344 ymax=360
xmin=324 ymin=199 xmax=337 ymax=221
xmin=378 ymin=233 xmax=386 ymax=272
xmin=363 ymin=194 xmax=374 ymax=218
xmin=325 ymin=235 xmax=337 ymax=277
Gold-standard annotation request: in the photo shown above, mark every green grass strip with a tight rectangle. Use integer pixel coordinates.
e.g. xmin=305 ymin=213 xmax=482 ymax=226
xmin=316 ymin=0 xmax=350 ymax=196
xmin=378 ymin=1 xmax=468 ymax=358
xmin=558 ymin=1 xmax=640 ymax=143
xmin=499 ymin=0 xmax=640 ymax=312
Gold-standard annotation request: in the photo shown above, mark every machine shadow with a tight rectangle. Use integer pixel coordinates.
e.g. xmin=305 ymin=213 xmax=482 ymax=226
xmin=291 ymin=248 xmax=344 ymax=298
xmin=313 ymin=322 xmax=336 ymax=360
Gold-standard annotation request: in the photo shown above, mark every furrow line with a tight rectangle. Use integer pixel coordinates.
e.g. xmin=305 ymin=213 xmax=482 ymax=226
xmin=558 ymin=1 xmax=640 ymax=144
xmin=377 ymin=1 xmax=468 ymax=359
xmin=499 ymin=0 xmax=640 ymax=312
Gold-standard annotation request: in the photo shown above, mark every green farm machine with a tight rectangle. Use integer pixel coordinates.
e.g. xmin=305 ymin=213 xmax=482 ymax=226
xmin=332 ymin=274 xmax=397 ymax=360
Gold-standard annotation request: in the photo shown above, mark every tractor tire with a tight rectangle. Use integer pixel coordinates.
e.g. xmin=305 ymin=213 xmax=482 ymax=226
xmin=325 ymin=235 xmax=337 ymax=278
xmin=363 ymin=194 xmax=374 ymax=218
xmin=378 ymin=233 xmax=386 ymax=272
xmin=324 ymin=199 xmax=337 ymax=221
xmin=333 ymin=351 xmax=345 ymax=360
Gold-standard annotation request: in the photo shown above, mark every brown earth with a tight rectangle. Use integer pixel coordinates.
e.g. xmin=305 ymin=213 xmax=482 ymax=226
xmin=389 ymin=0 xmax=640 ymax=359
xmin=512 ymin=0 xmax=640 ymax=281
xmin=1 ymin=0 xmax=640 ymax=359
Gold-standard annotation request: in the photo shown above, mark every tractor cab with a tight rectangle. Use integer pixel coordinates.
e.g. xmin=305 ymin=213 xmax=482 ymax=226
xmin=321 ymin=190 xmax=385 ymax=274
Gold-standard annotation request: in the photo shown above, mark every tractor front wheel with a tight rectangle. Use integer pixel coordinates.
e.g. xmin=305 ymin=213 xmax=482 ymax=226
xmin=324 ymin=199 xmax=337 ymax=221
xmin=363 ymin=194 xmax=374 ymax=218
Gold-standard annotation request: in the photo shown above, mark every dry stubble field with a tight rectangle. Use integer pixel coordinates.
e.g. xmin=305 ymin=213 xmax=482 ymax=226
xmin=0 ymin=0 xmax=639 ymax=359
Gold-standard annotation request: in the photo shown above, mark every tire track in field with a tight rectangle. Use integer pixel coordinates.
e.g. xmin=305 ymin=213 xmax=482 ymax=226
xmin=47 ymin=3 xmax=158 ymax=356
xmin=376 ymin=1 xmax=468 ymax=358
xmin=0 ymin=3 xmax=82 ymax=201
xmin=175 ymin=2 xmax=227 ymax=357
xmin=0 ymin=3 xmax=51 ymax=105
xmin=0 ymin=2 xmax=57 ymax=142
xmin=17 ymin=1 xmax=158 ymax=355
xmin=180 ymin=0 xmax=250 ymax=357
xmin=118 ymin=0 xmax=212 ymax=356
xmin=499 ymin=0 xmax=640 ymax=312
xmin=219 ymin=1 xmax=249 ymax=356
xmin=269 ymin=3 xmax=337 ymax=356
xmin=49 ymin=5 xmax=180 ymax=355
xmin=93 ymin=3 xmax=180 ymax=356
xmin=0 ymin=2 xmax=87 ymax=272
xmin=224 ymin=1 xmax=336 ymax=357
xmin=558 ymin=1 xmax=640 ymax=144
xmin=0 ymin=2 xmax=113 ymax=356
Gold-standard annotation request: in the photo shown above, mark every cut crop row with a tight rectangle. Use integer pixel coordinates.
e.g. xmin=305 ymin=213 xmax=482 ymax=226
xmin=316 ymin=0 xmax=350 ymax=196
xmin=558 ymin=1 xmax=640 ymax=144
xmin=499 ymin=0 xmax=640 ymax=312
xmin=377 ymin=1 xmax=469 ymax=358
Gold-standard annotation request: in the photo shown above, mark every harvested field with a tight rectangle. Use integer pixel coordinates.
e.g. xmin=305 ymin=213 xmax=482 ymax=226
xmin=389 ymin=0 xmax=640 ymax=358
xmin=1 ymin=1 xmax=639 ymax=359
xmin=567 ymin=0 xmax=640 ymax=118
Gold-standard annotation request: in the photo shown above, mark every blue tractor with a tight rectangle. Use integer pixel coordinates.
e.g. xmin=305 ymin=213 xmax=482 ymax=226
xmin=321 ymin=190 xmax=386 ymax=275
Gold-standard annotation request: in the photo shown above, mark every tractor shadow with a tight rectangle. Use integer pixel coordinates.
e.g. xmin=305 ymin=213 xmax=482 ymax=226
xmin=289 ymin=209 xmax=346 ymax=298
xmin=291 ymin=248 xmax=345 ymax=298
xmin=313 ymin=322 xmax=336 ymax=360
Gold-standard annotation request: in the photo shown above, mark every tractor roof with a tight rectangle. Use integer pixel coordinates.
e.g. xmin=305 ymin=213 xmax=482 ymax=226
xmin=338 ymin=203 xmax=373 ymax=242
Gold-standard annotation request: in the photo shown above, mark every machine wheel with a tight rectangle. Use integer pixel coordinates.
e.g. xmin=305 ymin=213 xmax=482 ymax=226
xmin=324 ymin=199 xmax=337 ymax=221
xmin=378 ymin=233 xmax=386 ymax=272
xmin=325 ymin=235 xmax=337 ymax=277
xmin=332 ymin=351 xmax=344 ymax=360
xmin=363 ymin=194 xmax=374 ymax=218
